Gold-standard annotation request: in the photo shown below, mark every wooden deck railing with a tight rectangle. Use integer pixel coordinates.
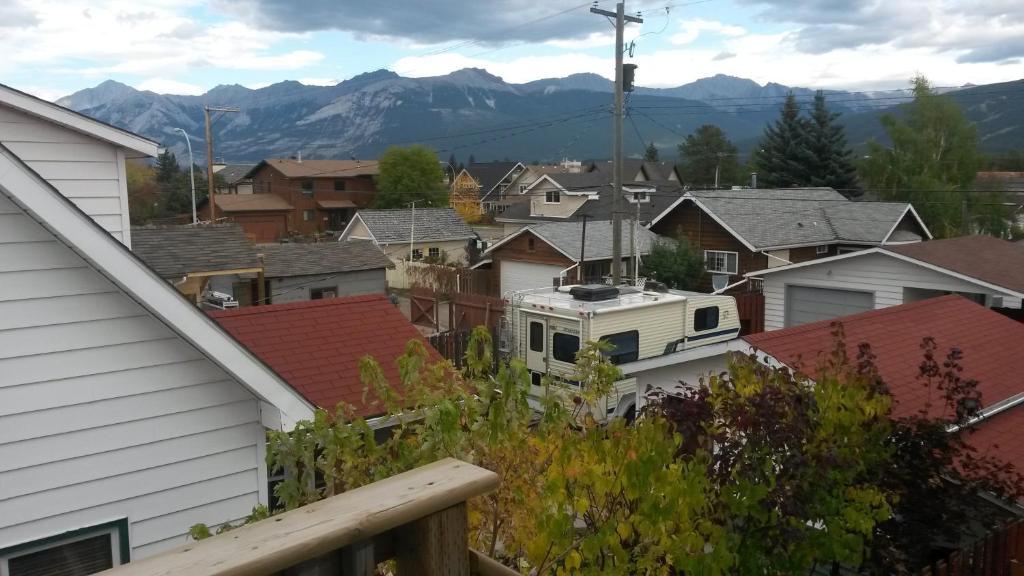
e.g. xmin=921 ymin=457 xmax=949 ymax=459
xmin=103 ymin=458 xmax=517 ymax=576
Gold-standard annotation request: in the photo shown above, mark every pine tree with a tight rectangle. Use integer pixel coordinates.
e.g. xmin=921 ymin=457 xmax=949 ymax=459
xmin=678 ymin=125 xmax=740 ymax=188
xmin=154 ymin=150 xmax=179 ymax=184
xmin=807 ymin=91 xmax=858 ymax=191
xmin=754 ymin=93 xmax=813 ymax=188
xmin=644 ymin=142 xmax=659 ymax=162
xmin=468 ymin=153 xmax=476 ymax=166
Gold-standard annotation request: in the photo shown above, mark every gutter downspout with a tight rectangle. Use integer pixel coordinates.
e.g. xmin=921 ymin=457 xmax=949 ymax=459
xmin=713 ymin=277 xmax=749 ymax=295
xmin=761 ymin=250 xmax=793 ymax=266
xmin=947 ymin=391 xmax=1024 ymax=433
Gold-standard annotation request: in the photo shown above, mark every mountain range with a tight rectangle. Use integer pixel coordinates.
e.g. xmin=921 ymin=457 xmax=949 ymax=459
xmin=56 ymin=70 xmax=1024 ymax=165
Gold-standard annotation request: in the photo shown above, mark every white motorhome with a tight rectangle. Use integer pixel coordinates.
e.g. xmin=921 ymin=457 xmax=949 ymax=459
xmin=502 ymin=284 xmax=740 ymax=420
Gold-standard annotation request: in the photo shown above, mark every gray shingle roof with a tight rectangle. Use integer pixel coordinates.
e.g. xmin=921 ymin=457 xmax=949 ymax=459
xmin=501 ymin=219 xmax=661 ymax=261
xmin=677 ymin=188 xmax=920 ymax=249
xmin=131 ymin=223 xmax=259 ymax=278
xmin=257 ymin=240 xmax=392 ymax=278
xmin=469 ymin=162 xmax=522 ymax=198
xmin=216 ymin=164 xmax=256 ymax=184
xmin=497 ymin=184 xmax=685 ymax=224
xmin=353 ymin=207 xmax=476 ymax=244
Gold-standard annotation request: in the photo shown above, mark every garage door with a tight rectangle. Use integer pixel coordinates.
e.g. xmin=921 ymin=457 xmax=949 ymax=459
xmin=500 ymin=260 xmax=565 ymax=296
xmin=785 ymin=286 xmax=874 ymax=327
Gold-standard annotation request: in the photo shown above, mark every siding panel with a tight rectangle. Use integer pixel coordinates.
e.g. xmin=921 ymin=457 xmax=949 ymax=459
xmin=0 ymin=292 xmax=142 ymax=331
xmin=0 ymin=267 xmax=116 ymax=300
xmin=0 ymin=315 xmax=172 ymax=359
xmin=0 ymin=241 xmax=82 ymax=272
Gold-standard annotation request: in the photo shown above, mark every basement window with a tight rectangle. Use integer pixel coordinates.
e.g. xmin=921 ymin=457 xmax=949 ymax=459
xmin=0 ymin=520 xmax=128 ymax=576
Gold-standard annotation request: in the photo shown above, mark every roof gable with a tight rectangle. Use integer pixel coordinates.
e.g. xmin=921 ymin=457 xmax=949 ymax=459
xmin=342 ymin=207 xmax=475 ymax=244
xmin=0 ymin=143 xmax=314 ymax=427
xmin=471 ymin=162 xmax=524 ymax=200
xmin=210 ymin=295 xmax=443 ymax=418
xmin=0 ymin=83 xmax=158 ymax=158
xmin=486 ymin=219 xmax=661 ymax=261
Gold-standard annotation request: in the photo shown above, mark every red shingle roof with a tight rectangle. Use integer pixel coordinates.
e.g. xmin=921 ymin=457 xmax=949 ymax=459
xmin=209 ymin=295 xmax=441 ymax=418
xmin=745 ymin=295 xmax=1024 ymax=471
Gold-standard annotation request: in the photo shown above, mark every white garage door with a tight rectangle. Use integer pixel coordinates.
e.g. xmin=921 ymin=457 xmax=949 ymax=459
xmin=500 ymin=260 xmax=565 ymax=296
xmin=785 ymin=285 xmax=874 ymax=327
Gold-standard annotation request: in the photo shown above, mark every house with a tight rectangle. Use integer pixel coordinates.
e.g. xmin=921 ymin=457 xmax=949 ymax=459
xmin=464 ymin=161 xmax=525 ymax=213
xmin=337 ymin=207 xmax=477 ymax=266
xmin=0 ymin=142 xmax=314 ymax=567
xmin=213 ymin=163 xmax=256 ymax=195
xmin=649 ymin=188 xmax=931 ymax=292
xmin=244 ymin=158 xmax=379 ymax=236
xmin=258 ymin=240 xmax=392 ymax=304
xmin=594 ymin=159 xmax=682 ymax=183
xmin=478 ymin=219 xmax=661 ymax=295
xmin=131 ymin=224 xmax=263 ymax=307
xmin=0 ymin=83 xmax=160 ymax=247
xmin=481 ymin=162 xmax=586 ymax=214
xmin=747 ymin=235 xmax=1024 ymax=330
xmin=204 ymin=194 xmax=294 ymax=242
xmin=210 ymin=295 xmax=442 ymax=419
xmin=745 ymin=295 xmax=1024 ymax=481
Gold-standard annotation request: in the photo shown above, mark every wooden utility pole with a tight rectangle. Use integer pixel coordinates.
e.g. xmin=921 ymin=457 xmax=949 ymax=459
xmin=578 ymin=214 xmax=590 ymax=284
xmin=204 ymin=105 xmax=240 ymax=222
xmin=591 ymin=2 xmax=641 ymax=285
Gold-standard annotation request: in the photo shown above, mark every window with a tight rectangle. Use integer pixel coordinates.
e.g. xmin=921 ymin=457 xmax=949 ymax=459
xmin=300 ymin=180 xmax=314 ymax=196
xmin=694 ymin=306 xmax=720 ymax=331
xmin=598 ymin=330 xmax=639 ymax=364
xmin=816 ymin=245 xmax=829 ymax=255
xmin=552 ymin=333 xmax=580 ymax=363
xmin=428 ymin=247 xmax=440 ymax=260
xmin=310 ymin=287 xmax=337 ymax=300
xmin=411 ymin=248 xmax=423 ymax=261
xmin=519 ymin=184 xmax=527 ymax=194
xmin=333 ymin=179 xmax=346 ymax=191
xmin=545 ymin=189 xmax=560 ymax=203
xmin=529 ymin=321 xmax=545 ymax=353
xmin=703 ymin=250 xmax=738 ymax=275
xmin=1 ymin=520 xmax=127 ymax=576
xmin=527 ymin=237 xmax=535 ymax=251
xmin=302 ymin=209 xmax=316 ymax=222
xmin=632 ymin=191 xmax=648 ymax=202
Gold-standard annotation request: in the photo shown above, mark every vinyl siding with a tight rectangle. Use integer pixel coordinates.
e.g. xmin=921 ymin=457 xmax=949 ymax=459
xmin=763 ymin=252 xmax=1023 ymax=331
xmin=268 ymin=269 xmax=386 ymax=304
xmin=0 ymin=192 xmax=266 ymax=559
xmin=590 ymin=301 xmax=686 ymax=360
xmin=0 ymin=106 xmax=131 ymax=246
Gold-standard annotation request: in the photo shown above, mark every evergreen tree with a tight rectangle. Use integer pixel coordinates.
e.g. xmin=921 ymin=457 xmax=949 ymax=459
xmin=754 ymin=93 xmax=814 ymax=188
xmin=644 ymin=142 xmax=659 ymax=162
xmin=468 ymin=153 xmax=476 ymax=166
xmin=807 ymin=91 xmax=858 ymax=191
xmin=154 ymin=150 xmax=179 ymax=184
xmin=678 ymin=125 xmax=740 ymax=188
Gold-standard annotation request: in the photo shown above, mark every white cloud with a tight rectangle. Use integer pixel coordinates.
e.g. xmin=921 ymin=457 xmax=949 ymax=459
xmin=298 ymin=77 xmax=340 ymax=86
xmin=136 ymin=77 xmax=205 ymax=95
xmin=669 ymin=19 xmax=747 ymax=46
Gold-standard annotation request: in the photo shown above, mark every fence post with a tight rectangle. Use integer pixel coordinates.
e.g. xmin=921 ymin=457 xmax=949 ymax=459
xmin=395 ymin=503 xmax=470 ymax=576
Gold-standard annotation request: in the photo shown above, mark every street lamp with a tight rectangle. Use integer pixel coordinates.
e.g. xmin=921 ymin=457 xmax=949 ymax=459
xmin=173 ymin=127 xmax=197 ymax=224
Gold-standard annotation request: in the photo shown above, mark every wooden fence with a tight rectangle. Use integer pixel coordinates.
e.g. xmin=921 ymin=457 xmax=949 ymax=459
xmin=104 ymin=458 xmax=515 ymax=576
xmin=428 ymin=327 xmax=500 ymax=371
xmin=921 ymin=521 xmax=1024 ymax=576
xmin=735 ymin=292 xmax=765 ymax=335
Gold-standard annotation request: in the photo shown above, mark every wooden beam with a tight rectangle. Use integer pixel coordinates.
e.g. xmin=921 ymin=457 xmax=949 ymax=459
xmin=185 ymin=267 xmax=264 ymax=279
xmin=395 ymin=503 xmax=469 ymax=576
xmin=105 ymin=459 xmax=498 ymax=576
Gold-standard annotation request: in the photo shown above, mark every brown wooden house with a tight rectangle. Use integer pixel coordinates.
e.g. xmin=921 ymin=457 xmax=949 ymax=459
xmin=649 ymin=188 xmax=931 ymax=293
xmin=244 ymin=158 xmax=379 ymax=236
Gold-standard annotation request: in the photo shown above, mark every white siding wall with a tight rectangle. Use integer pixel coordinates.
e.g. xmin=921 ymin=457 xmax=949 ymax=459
xmin=763 ymin=252 xmax=1023 ymax=331
xmin=0 ymin=191 xmax=266 ymax=560
xmin=0 ymin=106 xmax=131 ymax=246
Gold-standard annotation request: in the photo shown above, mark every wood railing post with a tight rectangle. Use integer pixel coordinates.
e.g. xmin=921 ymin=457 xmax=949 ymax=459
xmin=340 ymin=539 xmax=375 ymax=576
xmin=395 ymin=502 xmax=470 ymax=576
xmin=280 ymin=550 xmax=343 ymax=576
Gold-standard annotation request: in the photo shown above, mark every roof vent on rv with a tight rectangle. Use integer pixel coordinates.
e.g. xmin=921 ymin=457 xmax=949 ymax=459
xmin=569 ymin=284 xmax=620 ymax=302
xmin=645 ymin=280 xmax=669 ymax=293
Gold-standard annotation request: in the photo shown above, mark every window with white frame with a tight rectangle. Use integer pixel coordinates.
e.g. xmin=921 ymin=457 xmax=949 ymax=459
xmin=703 ymin=250 xmax=738 ymax=274
xmin=632 ymin=191 xmax=648 ymax=202
xmin=411 ymin=248 xmax=423 ymax=261
xmin=545 ymin=189 xmax=560 ymax=203
xmin=0 ymin=520 xmax=127 ymax=576
xmin=816 ymin=245 xmax=829 ymax=255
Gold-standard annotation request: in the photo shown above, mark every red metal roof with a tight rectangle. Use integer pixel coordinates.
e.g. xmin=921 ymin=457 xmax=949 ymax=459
xmin=745 ymin=295 xmax=1024 ymax=470
xmin=210 ymin=294 xmax=442 ymax=418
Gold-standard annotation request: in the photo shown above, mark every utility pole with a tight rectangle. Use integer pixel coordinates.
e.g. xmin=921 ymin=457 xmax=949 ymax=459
xmin=591 ymin=2 xmax=641 ymax=285
xmin=204 ymin=105 xmax=240 ymax=222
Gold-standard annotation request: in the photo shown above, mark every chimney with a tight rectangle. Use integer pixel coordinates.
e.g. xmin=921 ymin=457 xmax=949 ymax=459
xmin=750 ymin=172 xmax=757 ymax=188
xmin=297 ymin=150 xmax=302 ymax=163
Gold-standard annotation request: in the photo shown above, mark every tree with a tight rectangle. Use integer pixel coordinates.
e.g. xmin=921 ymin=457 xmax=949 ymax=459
xmin=154 ymin=149 xmax=179 ymax=185
xmin=640 ymin=238 xmax=704 ymax=289
xmin=643 ymin=141 xmax=659 ymax=162
xmin=468 ymin=153 xmax=477 ymax=166
xmin=807 ymin=91 xmax=858 ymax=191
xmin=754 ymin=92 xmax=814 ymax=188
xmin=859 ymin=76 xmax=1012 ymax=237
xmin=677 ymin=124 xmax=740 ymax=188
xmin=375 ymin=145 xmax=449 ymax=209
xmin=125 ymin=159 xmax=160 ymax=224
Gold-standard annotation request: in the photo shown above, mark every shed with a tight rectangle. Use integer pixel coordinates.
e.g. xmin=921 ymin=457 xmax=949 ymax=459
xmin=258 ymin=240 xmax=392 ymax=303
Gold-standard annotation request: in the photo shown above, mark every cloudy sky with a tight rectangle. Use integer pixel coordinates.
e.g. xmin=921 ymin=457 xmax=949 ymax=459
xmin=2 ymin=0 xmax=1022 ymax=101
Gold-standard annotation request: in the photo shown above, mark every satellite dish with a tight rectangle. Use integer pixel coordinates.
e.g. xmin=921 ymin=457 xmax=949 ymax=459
xmin=711 ymin=274 xmax=729 ymax=292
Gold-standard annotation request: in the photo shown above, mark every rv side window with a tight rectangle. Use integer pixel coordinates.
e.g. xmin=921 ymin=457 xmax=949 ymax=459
xmin=552 ymin=333 xmax=580 ymax=363
xmin=598 ymin=331 xmax=639 ymax=364
xmin=694 ymin=306 xmax=720 ymax=331
xmin=529 ymin=322 xmax=544 ymax=353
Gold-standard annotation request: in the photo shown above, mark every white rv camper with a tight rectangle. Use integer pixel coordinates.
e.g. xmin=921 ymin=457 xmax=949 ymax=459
xmin=503 ymin=283 xmax=740 ymax=421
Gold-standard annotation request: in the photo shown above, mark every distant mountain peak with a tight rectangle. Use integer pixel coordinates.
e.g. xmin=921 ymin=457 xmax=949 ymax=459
xmin=445 ymin=67 xmax=507 ymax=84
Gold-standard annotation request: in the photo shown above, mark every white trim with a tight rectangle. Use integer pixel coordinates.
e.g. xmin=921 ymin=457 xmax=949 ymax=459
xmin=745 ymin=248 xmax=885 ymax=278
xmin=336 ymin=213 xmax=378 ymax=245
xmin=0 ymin=83 xmax=159 ymax=157
xmin=115 ymin=148 xmax=131 ymax=248
xmin=0 ymin=144 xmax=315 ymax=428
xmin=478 ymin=162 xmax=526 ymax=202
xmin=703 ymin=249 xmax=739 ymax=275
xmin=882 ymin=204 xmax=934 ymax=243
